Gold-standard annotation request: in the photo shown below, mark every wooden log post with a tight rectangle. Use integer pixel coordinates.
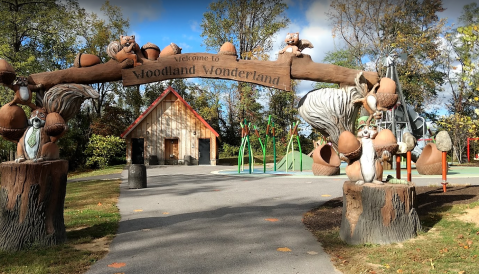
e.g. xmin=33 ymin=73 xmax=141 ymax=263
xmin=340 ymin=181 xmax=421 ymax=245
xmin=0 ymin=160 xmax=68 ymax=251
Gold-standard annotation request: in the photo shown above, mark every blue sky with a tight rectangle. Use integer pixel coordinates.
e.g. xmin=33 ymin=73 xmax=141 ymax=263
xmin=78 ymin=0 xmax=475 ymax=99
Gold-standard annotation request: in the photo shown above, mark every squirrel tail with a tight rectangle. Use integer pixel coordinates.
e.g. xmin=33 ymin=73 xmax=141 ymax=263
xmin=106 ymin=40 xmax=121 ymax=60
xmin=43 ymin=84 xmax=99 ymax=121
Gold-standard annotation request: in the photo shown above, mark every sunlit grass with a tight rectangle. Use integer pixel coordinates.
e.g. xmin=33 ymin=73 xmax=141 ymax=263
xmin=306 ymin=201 xmax=479 ymax=274
xmin=67 ymin=164 xmax=125 ymax=179
xmin=0 ymin=179 xmax=121 ymax=274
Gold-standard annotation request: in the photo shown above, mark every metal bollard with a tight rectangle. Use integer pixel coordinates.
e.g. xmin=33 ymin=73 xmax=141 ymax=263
xmin=128 ymin=164 xmax=147 ymax=189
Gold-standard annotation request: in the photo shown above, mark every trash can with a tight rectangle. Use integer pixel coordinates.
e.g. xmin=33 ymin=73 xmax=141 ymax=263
xmin=128 ymin=164 xmax=147 ymax=189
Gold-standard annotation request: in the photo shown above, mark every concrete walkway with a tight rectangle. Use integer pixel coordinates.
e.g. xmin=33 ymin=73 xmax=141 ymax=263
xmin=86 ymin=164 xmax=479 ymax=274
xmin=86 ymin=165 xmax=343 ymax=274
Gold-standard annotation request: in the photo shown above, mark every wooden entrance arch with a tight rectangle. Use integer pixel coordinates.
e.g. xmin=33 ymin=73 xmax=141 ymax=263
xmin=27 ymin=52 xmax=378 ymax=91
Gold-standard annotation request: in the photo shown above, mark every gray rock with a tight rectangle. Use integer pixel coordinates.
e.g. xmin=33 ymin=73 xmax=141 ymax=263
xmin=436 ymin=131 xmax=452 ymax=151
xmin=402 ymin=132 xmax=416 ymax=151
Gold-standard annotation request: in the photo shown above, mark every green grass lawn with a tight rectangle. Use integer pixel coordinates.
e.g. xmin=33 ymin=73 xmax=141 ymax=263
xmin=305 ymin=200 xmax=479 ymax=274
xmin=67 ymin=164 xmax=125 ymax=179
xmin=0 ymin=178 xmax=121 ymax=274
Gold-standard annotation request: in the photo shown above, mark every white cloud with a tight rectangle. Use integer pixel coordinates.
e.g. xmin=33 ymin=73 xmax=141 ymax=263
xmin=305 ymin=0 xmax=332 ymax=27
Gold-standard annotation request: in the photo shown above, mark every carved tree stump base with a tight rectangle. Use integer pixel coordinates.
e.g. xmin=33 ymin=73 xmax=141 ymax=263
xmin=340 ymin=181 xmax=421 ymax=245
xmin=0 ymin=160 xmax=68 ymax=251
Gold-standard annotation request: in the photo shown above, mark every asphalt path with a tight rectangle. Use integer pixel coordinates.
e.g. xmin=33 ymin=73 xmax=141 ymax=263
xmin=86 ymin=165 xmax=344 ymax=274
xmin=85 ymin=164 xmax=479 ymax=274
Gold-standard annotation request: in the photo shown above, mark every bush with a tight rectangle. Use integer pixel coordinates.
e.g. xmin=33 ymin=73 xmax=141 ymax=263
xmin=85 ymin=134 xmax=125 ymax=169
xmin=219 ymin=143 xmax=240 ymax=158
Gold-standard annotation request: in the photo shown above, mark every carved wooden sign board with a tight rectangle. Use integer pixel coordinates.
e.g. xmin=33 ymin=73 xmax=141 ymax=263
xmin=122 ymin=53 xmax=292 ymax=91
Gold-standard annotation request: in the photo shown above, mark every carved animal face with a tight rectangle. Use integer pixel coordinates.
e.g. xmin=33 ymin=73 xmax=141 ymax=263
xmin=120 ymin=35 xmax=136 ymax=47
xmin=285 ymin=33 xmax=299 ymax=45
xmin=13 ymin=76 xmax=28 ymax=86
xmin=357 ymin=126 xmax=378 ymax=140
xmin=29 ymin=108 xmax=46 ymax=129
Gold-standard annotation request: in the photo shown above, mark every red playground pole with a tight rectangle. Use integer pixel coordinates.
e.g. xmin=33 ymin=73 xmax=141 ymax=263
xmin=468 ymin=137 xmax=470 ymax=162
xmin=442 ymin=151 xmax=448 ymax=192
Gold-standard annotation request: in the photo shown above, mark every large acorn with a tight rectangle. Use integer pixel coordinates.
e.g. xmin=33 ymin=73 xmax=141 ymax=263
xmin=218 ymin=42 xmax=237 ymax=56
xmin=0 ymin=104 xmax=28 ymax=142
xmin=159 ymin=43 xmax=182 ymax=57
xmin=74 ymin=53 xmax=101 ymax=68
xmin=45 ymin=112 xmax=67 ymax=137
xmin=0 ymin=58 xmax=16 ymax=85
xmin=373 ymin=129 xmax=398 ymax=156
xmin=141 ymin=42 xmax=161 ymax=60
xmin=376 ymin=77 xmax=398 ymax=109
xmin=338 ymin=130 xmax=361 ymax=161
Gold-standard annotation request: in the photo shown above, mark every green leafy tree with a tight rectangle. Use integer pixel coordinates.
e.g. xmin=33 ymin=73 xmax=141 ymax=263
xmin=201 ymin=0 xmax=290 ymax=147
xmin=437 ymin=114 xmax=478 ymax=163
xmin=0 ymin=0 xmax=82 ymax=74
xmin=85 ymin=134 xmax=125 ymax=169
xmin=328 ymin=0 xmax=446 ymax=113
xmin=77 ymin=1 xmax=130 ymax=117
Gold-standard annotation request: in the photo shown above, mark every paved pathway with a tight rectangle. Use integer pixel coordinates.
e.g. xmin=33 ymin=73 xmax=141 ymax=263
xmin=86 ymin=164 xmax=479 ymax=274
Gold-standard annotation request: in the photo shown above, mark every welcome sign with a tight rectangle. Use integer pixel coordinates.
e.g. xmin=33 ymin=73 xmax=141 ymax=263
xmin=122 ymin=53 xmax=291 ymax=91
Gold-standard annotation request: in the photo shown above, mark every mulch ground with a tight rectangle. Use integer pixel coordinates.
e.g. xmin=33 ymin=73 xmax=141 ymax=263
xmin=303 ymin=185 xmax=479 ymax=232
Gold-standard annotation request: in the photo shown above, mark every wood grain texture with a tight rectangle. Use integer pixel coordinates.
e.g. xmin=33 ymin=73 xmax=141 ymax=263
xmin=0 ymin=160 xmax=68 ymax=251
xmin=340 ymin=181 xmax=421 ymax=245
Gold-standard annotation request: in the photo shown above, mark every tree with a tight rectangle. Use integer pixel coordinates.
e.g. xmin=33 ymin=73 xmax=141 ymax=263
xmin=77 ymin=1 xmax=130 ymax=117
xmin=437 ymin=114 xmax=478 ymax=163
xmin=313 ymin=49 xmax=359 ymax=89
xmin=201 ymin=0 xmax=290 ymax=148
xmin=328 ymin=0 xmax=446 ymax=113
xmin=439 ymin=3 xmax=479 ymax=115
xmin=0 ymin=0 xmax=82 ymax=74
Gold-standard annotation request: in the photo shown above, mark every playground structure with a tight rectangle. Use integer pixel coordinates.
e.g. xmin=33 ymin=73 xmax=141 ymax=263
xmin=284 ymin=121 xmax=302 ymax=172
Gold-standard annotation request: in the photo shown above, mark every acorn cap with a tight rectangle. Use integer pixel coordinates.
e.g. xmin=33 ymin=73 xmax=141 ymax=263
xmin=218 ymin=42 xmax=237 ymax=56
xmin=0 ymin=58 xmax=16 ymax=85
xmin=141 ymin=42 xmax=160 ymax=51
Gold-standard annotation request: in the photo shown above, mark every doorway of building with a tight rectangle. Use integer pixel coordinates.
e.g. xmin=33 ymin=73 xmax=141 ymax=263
xmin=199 ymin=138 xmax=210 ymax=165
xmin=132 ymin=138 xmax=144 ymax=164
xmin=165 ymin=138 xmax=179 ymax=165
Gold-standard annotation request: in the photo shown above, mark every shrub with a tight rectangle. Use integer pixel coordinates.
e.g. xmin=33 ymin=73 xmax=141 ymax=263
xmin=85 ymin=134 xmax=125 ymax=169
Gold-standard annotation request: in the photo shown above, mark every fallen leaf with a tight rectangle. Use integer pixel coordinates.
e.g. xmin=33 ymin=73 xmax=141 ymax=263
xmin=162 ymin=212 xmax=169 ymax=215
xmin=277 ymin=247 xmax=292 ymax=252
xmin=108 ymin=262 xmax=126 ymax=268
xmin=384 ymin=264 xmax=390 ymax=269
xmin=397 ymin=269 xmax=403 ymax=273
xmin=265 ymin=218 xmax=279 ymax=222
xmin=213 ymin=189 xmax=221 ymax=191
xmin=458 ymin=271 xmax=465 ymax=274
xmin=134 ymin=209 xmax=143 ymax=212
xmin=467 ymin=240 xmax=473 ymax=246
xmin=458 ymin=234 xmax=464 ymax=239
xmin=307 ymin=251 xmax=318 ymax=255
xmin=97 ymin=202 xmax=102 ymax=206
xmin=321 ymin=194 xmax=332 ymax=197
xmin=464 ymin=245 xmax=469 ymax=249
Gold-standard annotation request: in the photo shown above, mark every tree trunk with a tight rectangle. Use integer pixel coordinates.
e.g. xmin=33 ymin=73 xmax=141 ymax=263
xmin=340 ymin=181 xmax=421 ymax=245
xmin=0 ymin=160 xmax=68 ymax=251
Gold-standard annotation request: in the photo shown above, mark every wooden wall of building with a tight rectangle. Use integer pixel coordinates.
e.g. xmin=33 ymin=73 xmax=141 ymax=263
xmin=125 ymin=92 xmax=217 ymax=165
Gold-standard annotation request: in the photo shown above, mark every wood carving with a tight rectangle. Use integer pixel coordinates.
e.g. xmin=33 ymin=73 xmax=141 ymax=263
xmin=279 ymin=32 xmax=313 ymax=56
xmin=298 ymin=72 xmax=366 ymax=148
xmin=107 ymin=35 xmax=147 ymax=67
xmin=340 ymin=181 xmax=421 ymax=245
xmin=0 ymin=160 xmax=68 ymax=251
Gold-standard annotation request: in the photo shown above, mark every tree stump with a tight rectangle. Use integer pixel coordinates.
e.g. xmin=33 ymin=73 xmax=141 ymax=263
xmin=0 ymin=160 xmax=68 ymax=251
xmin=340 ymin=181 xmax=421 ymax=245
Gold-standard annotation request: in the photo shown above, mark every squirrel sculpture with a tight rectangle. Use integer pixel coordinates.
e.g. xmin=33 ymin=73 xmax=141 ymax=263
xmin=16 ymin=108 xmax=59 ymax=163
xmin=6 ymin=76 xmax=42 ymax=110
xmin=107 ymin=35 xmax=144 ymax=67
xmin=279 ymin=32 xmax=313 ymax=56
xmin=13 ymin=84 xmax=99 ymax=163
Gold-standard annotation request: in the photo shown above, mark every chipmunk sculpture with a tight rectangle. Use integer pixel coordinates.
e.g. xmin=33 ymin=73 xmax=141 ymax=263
xmin=6 ymin=76 xmax=42 ymax=110
xmin=279 ymin=32 xmax=313 ymax=56
xmin=107 ymin=35 xmax=144 ymax=67
xmin=16 ymin=108 xmax=58 ymax=163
